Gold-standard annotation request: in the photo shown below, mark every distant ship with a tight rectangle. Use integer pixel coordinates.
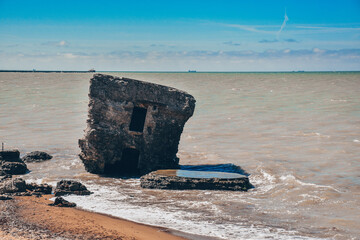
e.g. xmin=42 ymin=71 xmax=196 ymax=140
xmin=188 ymin=70 xmax=196 ymax=73
xmin=88 ymin=68 xmax=96 ymax=72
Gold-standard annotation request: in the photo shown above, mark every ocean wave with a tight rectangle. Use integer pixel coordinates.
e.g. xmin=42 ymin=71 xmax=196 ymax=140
xmin=64 ymin=182 xmax=320 ymax=240
xmin=279 ymin=174 xmax=342 ymax=193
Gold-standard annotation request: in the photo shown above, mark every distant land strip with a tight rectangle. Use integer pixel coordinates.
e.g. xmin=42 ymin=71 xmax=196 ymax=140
xmin=0 ymin=70 xmax=94 ymax=73
xmin=1 ymin=70 xmax=359 ymax=73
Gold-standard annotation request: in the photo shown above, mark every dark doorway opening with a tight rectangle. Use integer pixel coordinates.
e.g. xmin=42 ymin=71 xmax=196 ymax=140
xmin=120 ymin=148 xmax=140 ymax=174
xmin=103 ymin=148 xmax=140 ymax=176
xmin=129 ymin=107 xmax=147 ymax=132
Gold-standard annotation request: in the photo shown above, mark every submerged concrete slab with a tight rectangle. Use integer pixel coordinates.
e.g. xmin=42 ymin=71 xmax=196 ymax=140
xmin=140 ymin=169 xmax=252 ymax=191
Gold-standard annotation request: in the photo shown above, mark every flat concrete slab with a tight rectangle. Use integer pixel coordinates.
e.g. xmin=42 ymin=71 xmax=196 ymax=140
xmin=154 ymin=169 xmax=247 ymax=179
xmin=140 ymin=169 xmax=252 ymax=191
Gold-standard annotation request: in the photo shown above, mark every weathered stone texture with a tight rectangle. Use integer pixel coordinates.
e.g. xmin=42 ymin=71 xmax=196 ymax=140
xmin=0 ymin=178 xmax=27 ymax=194
xmin=54 ymin=180 xmax=91 ymax=196
xmin=79 ymin=74 xmax=195 ymax=175
xmin=49 ymin=197 xmax=77 ymax=207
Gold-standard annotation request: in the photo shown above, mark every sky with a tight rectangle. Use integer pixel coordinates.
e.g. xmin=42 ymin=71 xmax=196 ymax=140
xmin=0 ymin=0 xmax=360 ymax=71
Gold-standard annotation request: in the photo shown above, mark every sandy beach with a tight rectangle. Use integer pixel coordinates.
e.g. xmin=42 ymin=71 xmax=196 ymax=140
xmin=0 ymin=195 xmax=189 ymax=240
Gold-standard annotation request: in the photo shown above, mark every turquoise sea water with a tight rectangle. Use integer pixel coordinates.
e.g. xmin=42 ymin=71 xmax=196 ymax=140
xmin=1 ymin=72 xmax=359 ymax=239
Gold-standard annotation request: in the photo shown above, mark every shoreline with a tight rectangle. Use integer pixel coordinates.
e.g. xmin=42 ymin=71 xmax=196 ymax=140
xmin=0 ymin=195 xmax=214 ymax=240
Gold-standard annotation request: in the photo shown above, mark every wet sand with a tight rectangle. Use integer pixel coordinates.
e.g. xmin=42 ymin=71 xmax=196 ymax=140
xmin=0 ymin=195 xmax=191 ymax=240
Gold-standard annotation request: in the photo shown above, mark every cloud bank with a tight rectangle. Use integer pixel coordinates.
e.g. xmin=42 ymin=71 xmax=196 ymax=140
xmin=1 ymin=48 xmax=359 ymax=71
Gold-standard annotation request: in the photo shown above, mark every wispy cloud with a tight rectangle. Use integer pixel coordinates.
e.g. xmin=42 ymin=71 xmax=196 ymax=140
xmin=42 ymin=40 xmax=69 ymax=47
xmin=259 ymin=39 xmax=279 ymax=43
xmin=296 ymin=26 xmax=360 ymax=30
xmin=223 ymin=41 xmax=241 ymax=46
xmin=223 ymin=24 xmax=276 ymax=34
xmin=150 ymin=44 xmax=165 ymax=47
xmin=259 ymin=38 xmax=298 ymax=43
xmin=224 ymin=10 xmax=290 ymax=37
xmin=284 ymin=38 xmax=298 ymax=43
xmin=277 ymin=10 xmax=289 ymax=37
xmin=293 ymin=25 xmax=360 ymax=34
xmin=149 ymin=43 xmax=177 ymax=49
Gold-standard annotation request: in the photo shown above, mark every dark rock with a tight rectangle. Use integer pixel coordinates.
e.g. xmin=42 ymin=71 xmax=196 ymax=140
xmin=0 ymin=162 xmax=28 ymax=175
xmin=49 ymin=197 xmax=76 ymax=207
xmin=32 ymin=192 xmax=43 ymax=197
xmin=0 ymin=195 xmax=13 ymax=200
xmin=54 ymin=180 xmax=91 ymax=196
xmin=140 ymin=169 xmax=253 ymax=191
xmin=0 ymin=150 xmax=28 ymax=175
xmin=0 ymin=178 xmax=53 ymax=196
xmin=79 ymin=74 xmax=195 ymax=175
xmin=26 ymin=182 xmax=52 ymax=194
xmin=0 ymin=150 xmax=21 ymax=162
xmin=0 ymin=178 xmax=27 ymax=194
xmin=22 ymin=151 xmax=53 ymax=163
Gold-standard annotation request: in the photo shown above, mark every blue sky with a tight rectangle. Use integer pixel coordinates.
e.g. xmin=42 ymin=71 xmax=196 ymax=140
xmin=0 ymin=0 xmax=359 ymax=71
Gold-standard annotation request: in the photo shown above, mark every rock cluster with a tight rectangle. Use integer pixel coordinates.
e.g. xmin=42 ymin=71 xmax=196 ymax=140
xmin=0 ymin=150 xmax=28 ymax=175
xmin=22 ymin=151 xmax=53 ymax=163
xmin=140 ymin=169 xmax=253 ymax=191
xmin=0 ymin=177 xmax=91 ymax=206
xmin=79 ymin=74 xmax=195 ymax=175
xmin=0 ymin=177 xmax=52 ymax=197
xmin=0 ymin=178 xmax=27 ymax=194
xmin=26 ymin=182 xmax=52 ymax=194
xmin=54 ymin=180 xmax=92 ymax=196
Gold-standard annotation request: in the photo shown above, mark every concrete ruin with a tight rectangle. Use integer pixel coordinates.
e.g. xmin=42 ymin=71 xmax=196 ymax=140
xmin=79 ymin=74 xmax=196 ymax=175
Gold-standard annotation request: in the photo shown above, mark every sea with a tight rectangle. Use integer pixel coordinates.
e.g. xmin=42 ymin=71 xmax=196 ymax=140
xmin=0 ymin=72 xmax=359 ymax=240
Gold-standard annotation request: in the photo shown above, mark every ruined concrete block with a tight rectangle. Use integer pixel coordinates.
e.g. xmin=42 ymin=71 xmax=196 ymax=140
xmin=79 ymin=74 xmax=196 ymax=175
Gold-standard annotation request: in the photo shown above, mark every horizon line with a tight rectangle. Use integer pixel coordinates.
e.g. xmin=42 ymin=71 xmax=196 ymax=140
xmin=1 ymin=70 xmax=360 ymax=73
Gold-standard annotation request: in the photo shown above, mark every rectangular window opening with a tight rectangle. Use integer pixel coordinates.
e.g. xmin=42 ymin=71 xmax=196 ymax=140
xmin=129 ymin=106 xmax=147 ymax=132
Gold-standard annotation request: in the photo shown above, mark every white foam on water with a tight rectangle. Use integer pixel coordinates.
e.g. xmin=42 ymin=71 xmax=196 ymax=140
xmin=295 ymin=131 xmax=330 ymax=138
xmin=279 ymin=174 xmax=342 ymax=193
xmin=249 ymin=169 xmax=277 ymax=193
xmin=25 ymin=177 xmax=58 ymax=187
xmin=296 ymin=194 xmax=325 ymax=205
xmin=25 ymin=178 xmax=45 ymax=185
xmin=63 ymin=183 xmax=321 ymax=240
xmin=330 ymin=99 xmax=348 ymax=102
